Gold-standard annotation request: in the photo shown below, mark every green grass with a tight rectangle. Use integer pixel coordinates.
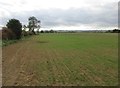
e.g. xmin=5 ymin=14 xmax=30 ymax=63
xmin=28 ymin=33 xmax=118 ymax=86
xmin=2 ymin=33 xmax=118 ymax=86
xmin=1 ymin=35 xmax=32 ymax=47
xmin=1 ymin=40 xmax=18 ymax=47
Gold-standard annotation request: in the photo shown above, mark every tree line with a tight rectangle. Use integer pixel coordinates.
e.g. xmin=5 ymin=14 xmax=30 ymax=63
xmin=106 ymin=29 xmax=120 ymax=33
xmin=1 ymin=16 xmax=40 ymax=40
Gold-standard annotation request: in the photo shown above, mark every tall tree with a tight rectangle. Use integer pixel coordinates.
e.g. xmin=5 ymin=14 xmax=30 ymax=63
xmin=28 ymin=16 xmax=38 ymax=34
xmin=6 ymin=19 xmax=22 ymax=39
xmin=28 ymin=16 xmax=41 ymax=34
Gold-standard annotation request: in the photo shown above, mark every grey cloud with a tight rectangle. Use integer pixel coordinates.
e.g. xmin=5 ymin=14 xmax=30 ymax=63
xmin=1 ymin=2 xmax=118 ymax=28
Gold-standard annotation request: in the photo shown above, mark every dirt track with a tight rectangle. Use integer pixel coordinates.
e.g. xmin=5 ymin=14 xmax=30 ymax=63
xmin=2 ymin=37 xmax=40 ymax=86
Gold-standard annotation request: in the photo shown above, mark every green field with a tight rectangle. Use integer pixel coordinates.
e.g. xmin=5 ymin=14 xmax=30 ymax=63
xmin=3 ymin=33 xmax=118 ymax=86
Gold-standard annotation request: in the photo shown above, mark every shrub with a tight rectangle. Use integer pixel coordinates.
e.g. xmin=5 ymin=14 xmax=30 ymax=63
xmin=6 ymin=19 xmax=22 ymax=39
xmin=22 ymin=30 xmax=28 ymax=36
xmin=1 ymin=27 xmax=16 ymax=40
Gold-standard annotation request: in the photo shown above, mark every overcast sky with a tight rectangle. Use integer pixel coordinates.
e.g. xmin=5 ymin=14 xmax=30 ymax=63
xmin=0 ymin=0 xmax=119 ymax=30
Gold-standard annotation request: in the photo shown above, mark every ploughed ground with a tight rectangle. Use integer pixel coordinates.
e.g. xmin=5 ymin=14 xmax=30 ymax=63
xmin=2 ymin=34 xmax=118 ymax=86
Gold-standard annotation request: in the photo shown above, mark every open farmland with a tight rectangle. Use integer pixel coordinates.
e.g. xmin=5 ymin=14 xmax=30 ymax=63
xmin=2 ymin=33 xmax=118 ymax=86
